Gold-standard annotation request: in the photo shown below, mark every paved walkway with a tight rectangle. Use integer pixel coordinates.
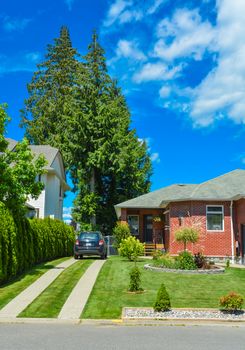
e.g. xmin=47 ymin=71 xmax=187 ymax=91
xmin=58 ymin=259 xmax=106 ymax=320
xmin=0 ymin=258 xmax=77 ymax=318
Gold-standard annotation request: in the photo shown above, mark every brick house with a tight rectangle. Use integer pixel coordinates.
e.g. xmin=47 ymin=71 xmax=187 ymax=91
xmin=115 ymin=169 xmax=245 ymax=261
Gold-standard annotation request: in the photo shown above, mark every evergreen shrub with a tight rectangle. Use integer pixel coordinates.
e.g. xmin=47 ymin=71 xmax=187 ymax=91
xmin=0 ymin=202 xmax=75 ymax=285
xmin=154 ymin=283 xmax=171 ymax=312
xmin=128 ymin=266 xmax=143 ymax=292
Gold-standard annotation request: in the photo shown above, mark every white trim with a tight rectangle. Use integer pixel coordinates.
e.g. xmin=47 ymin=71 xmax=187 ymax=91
xmin=206 ymin=205 xmax=224 ymax=232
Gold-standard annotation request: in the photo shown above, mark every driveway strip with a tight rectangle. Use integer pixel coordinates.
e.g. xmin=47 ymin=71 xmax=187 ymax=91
xmin=58 ymin=259 xmax=106 ymax=320
xmin=0 ymin=258 xmax=77 ymax=318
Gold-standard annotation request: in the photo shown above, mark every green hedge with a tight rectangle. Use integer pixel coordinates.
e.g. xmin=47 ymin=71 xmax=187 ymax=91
xmin=0 ymin=202 xmax=75 ymax=285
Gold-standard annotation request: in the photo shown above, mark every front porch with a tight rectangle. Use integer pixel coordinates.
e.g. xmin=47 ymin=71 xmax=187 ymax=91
xmin=120 ymin=208 xmax=169 ymax=254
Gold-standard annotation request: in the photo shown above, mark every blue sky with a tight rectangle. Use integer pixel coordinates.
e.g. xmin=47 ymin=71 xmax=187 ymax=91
xmin=2 ymin=0 xmax=245 ymax=223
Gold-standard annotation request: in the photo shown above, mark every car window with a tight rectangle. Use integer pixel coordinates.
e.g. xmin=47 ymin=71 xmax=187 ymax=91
xmin=79 ymin=232 xmax=100 ymax=240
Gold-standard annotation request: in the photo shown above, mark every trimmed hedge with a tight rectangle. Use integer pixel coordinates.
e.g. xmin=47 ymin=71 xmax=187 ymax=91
xmin=0 ymin=202 xmax=75 ymax=285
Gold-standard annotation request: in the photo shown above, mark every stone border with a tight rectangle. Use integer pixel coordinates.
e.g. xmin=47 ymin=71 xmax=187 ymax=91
xmin=144 ymin=264 xmax=225 ymax=274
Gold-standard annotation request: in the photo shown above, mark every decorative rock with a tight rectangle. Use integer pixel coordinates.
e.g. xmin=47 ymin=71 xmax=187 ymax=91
xmin=123 ymin=307 xmax=245 ymax=321
xmin=144 ymin=264 xmax=225 ymax=274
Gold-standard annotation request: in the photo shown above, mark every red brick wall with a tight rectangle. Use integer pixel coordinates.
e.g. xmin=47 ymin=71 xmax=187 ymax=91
xmin=169 ymin=201 xmax=233 ymax=257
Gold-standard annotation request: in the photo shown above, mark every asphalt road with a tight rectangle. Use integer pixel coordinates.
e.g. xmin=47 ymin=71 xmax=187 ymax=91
xmin=0 ymin=324 xmax=245 ymax=350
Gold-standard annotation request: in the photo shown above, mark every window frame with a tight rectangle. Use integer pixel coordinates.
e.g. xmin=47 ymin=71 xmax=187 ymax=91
xmin=206 ymin=205 xmax=224 ymax=232
xmin=127 ymin=215 xmax=140 ymax=236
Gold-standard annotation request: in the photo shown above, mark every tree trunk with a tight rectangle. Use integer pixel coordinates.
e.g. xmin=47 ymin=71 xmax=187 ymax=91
xmin=90 ymin=168 xmax=96 ymax=227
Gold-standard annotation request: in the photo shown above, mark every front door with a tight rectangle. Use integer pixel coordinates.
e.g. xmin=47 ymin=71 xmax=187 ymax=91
xmin=143 ymin=215 xmax=153 ymax=242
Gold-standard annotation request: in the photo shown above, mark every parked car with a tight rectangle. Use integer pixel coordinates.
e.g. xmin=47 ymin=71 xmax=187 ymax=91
xmin=74 ymin=231 xmax=107 ymax=259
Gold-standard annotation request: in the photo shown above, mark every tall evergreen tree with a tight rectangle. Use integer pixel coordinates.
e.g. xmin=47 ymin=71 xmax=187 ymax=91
xmin=21 ymin=27 xmax=152 ymax=232
xmin=21 ymin=26 xmax=82 ymax=168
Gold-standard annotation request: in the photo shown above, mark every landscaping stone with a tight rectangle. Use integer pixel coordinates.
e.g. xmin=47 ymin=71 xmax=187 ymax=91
xmin=144 ymin=264 xmax=225 ymax=274
xmin=123 ymin=307 xmax=245 ymax=321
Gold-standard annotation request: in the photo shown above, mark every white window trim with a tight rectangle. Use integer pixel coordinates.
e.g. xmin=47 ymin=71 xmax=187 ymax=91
xmin=127 ymin=215 xmax=139 ymax=236
xmin=206 ymin=205 xmax=224 ymax=232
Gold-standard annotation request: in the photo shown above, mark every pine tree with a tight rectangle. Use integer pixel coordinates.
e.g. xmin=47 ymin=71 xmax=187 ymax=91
xmin=21 ymin=26 xmax=82 ymax=167
xmin=21 ymin=27 xmax=152 ymax=232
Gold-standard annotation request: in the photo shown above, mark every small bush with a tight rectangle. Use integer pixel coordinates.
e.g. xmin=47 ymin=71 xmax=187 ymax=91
xmin=153 ymin=252 xmax=176 ymax=269
xmin=194 ymin=252 xmax=206 ymax=269
xmin=175 ymin=227 xmax=199 ymax=251
xmin=152 ymin=249 xmax=163 ymax=260
xmin=128 ymin=266 xmax=143 ymax=292
xmin=113 ymin=221 xmax=130 ymax=249
xmin=226 ymin=259 xmax=230 ymax=268
xmin=219 ymin=292 xmax=244 ymax=311
xmin=176 ymin=251 xmax=196 ymax=270
xmin=154 ymin=283 xmax=171 ymax=312
xmin=118 ymin=236 xmax=144 ymax=261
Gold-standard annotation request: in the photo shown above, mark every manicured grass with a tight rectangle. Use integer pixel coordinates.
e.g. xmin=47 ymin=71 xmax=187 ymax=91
xmin=0 ymin=257 xmax=69 ymax=310
xmin=82 ymin=256 xmax=245 ymax=319
xmin=19 ymin=259 xmax=94 ymax=318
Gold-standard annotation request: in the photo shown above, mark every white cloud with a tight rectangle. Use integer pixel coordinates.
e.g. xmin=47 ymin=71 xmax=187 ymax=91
xmin=115 ymin=39 xmax=147 ymax=61
xmin=103 ymin=0 xmax=166 ymax=28
xmin=190 ymin=0 xmax=245 ymax=126
xmin=0 ymin=51 xmax=41 ymax=75
xmin=1 ymin=15 xmax=31 ymax=32
xmin=63 ymin=207 xmax=72 ymax=223
xmin=159 ymin=86 xmax=171 ymax=98
xmin=64 ymin=0 xmax=75 ymax=11
xmin=133 ymin=62 xmax=181 ymax=83
xmin=147 ymin=0 xmax=166 ymax=15
xmin=154 ymin=8 xmax=215 ymax=61
xmin=151 ymin=152 xmax=161 ymax=163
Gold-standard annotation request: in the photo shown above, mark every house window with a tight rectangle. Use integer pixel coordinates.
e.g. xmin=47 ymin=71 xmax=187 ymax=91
xmin=127 ymin=215 xmax=139 ymax=236
xmin=206 ymin=205 xmax=224 ymax=231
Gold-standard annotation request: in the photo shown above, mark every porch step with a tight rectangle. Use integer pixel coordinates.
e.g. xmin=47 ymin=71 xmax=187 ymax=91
xmin=144 ymin=243 xmax=164 ymax=256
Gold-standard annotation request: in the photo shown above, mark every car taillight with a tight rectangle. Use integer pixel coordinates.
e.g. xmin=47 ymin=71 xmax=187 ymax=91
xmin=99 ymin=239 xmax=104 ymax=246
xmin=75 ymin=239 xmax=79 ymax=245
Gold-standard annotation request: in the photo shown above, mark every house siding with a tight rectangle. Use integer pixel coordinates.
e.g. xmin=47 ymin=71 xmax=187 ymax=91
xmin=169 ymin=201 xmax=233 ymax=257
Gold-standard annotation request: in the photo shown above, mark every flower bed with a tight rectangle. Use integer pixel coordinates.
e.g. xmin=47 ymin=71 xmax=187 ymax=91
xmin=144 ymin=263 xmax=225 ymax=274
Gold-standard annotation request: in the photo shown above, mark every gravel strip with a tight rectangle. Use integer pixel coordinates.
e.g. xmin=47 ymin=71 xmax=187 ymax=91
xmin=123 ymin=308 xmax=245 ymax=321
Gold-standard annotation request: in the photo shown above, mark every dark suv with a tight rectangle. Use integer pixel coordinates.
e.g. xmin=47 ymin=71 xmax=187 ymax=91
xmin=74 ymin=231 xmax=107 ymax=259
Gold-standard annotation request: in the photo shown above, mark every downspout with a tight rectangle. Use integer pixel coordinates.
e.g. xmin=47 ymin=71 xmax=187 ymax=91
xmin=230 ymin=200 xmax=235 ymax=263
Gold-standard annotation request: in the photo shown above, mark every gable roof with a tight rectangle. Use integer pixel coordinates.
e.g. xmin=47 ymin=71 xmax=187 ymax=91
xmin=6 ymin=138 xmax=69 ymax=191
xmin=115 ymin=169 xmax=245 ymax=209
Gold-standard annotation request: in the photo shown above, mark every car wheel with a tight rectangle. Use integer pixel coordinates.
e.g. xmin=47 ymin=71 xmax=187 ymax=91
xmin=80 ymin=255 xmax=83 ymax=259
xmin=74 ymin=255 xmax=78 ymax=260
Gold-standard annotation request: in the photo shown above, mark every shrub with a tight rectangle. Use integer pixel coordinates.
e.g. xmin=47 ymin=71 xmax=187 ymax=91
xmin=118 ymin=236 xmax=144 ymax=261
xmin=226 ymin=259 xmax=230 ymax=268
xmin=194 ymin=252 xmax=207 ymax=269
xmin=152 ymin=249 xmax=164 ymax=260
xmin=113 ymin=221 xmax=130 ymax=249
xmin=219 ymin=292 xmax=244 ymax=311
xmin=128 ymin=266 xmax=143 ymax=292
xmin=175 ymin=227 xmax=199 ymax=251
xmin=154 ymin=283 xmax=171 ymax=312
xmin=153 ymin=252 xmax=176 ymax=269
xmin=176 ymin=251 xmax=196 ymax=270
xmin=0 ymin=202 xmax=75 ymax=285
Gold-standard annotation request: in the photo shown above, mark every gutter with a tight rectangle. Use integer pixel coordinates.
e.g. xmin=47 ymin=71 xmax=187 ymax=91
xmin=230 ymin=200 xmax=235 ymax=263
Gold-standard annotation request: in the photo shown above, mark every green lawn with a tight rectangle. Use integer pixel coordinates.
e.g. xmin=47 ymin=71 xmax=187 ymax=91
xmin=82 ymin=256 xmax=245 ymax=319
xmin=19 ymin=259 xmax=94 ymax=318
xmin=0 ymin=257 xmax=69 ymax=310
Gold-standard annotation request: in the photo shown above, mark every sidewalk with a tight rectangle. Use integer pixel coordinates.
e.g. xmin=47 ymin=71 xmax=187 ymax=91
xmin=58 ymin=259 xmax=106 ymax=320
xmin=0 ymin=258 xmax=77 ymax=318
